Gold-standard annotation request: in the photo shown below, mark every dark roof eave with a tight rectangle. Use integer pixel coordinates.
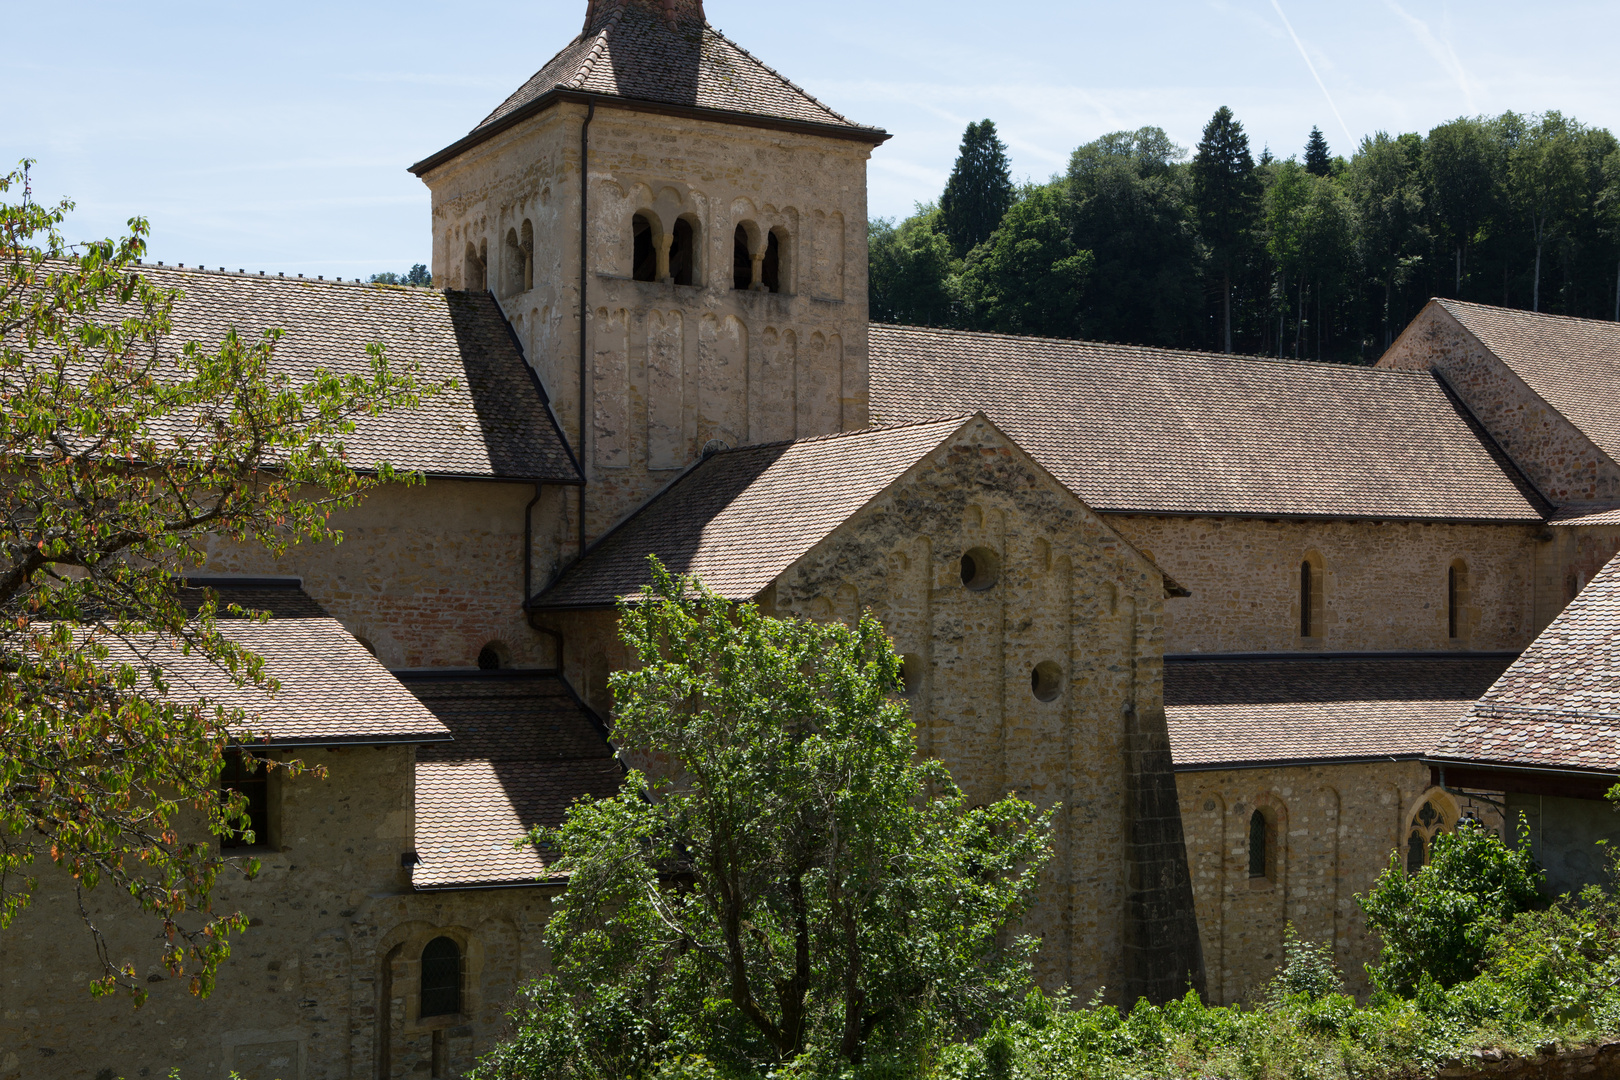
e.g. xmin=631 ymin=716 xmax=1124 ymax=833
xmin=1166 ymin=650 xmax=1523 ymax=663
xmin=412 ymin=875 xmax=568 ymax=893
xmin=1094 ymin=507 xmax=1548 ymax=526
xmin=1424 ymin=755 xmax=1620 ymax=780
xmin=409 ymin=88 xmax=891 ymax=178
xmin=233 ymin=732 xmax=454 ymax=750
xmin=1174 ymin=753 xmax=1428 ymax=772
xmin=412 ymin=469 xmax=583 ymax=486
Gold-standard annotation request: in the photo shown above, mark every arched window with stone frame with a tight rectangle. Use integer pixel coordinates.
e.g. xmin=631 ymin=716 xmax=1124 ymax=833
xmin=670 ymin=214 xmax=700 ymax=286
xmin=1242 ymin=796 xmax=1284 ymax=887
xmin=520 ymin=218 xmax=535 ymax=291
xmin=419 ymin=936 xmax=462 ymax=1019
xmin=733 ymin=221 xmax=760 ymax=290
xmin=761 ymin=225 xmax=790 ymax=294
xmin=1448 ymin=558 xmax=1472 ymax=642
xmin=1404 ymin=788 xmax=1461 ymax=873
xmin=1298 ymin=551 xmax=1325 ymax=640
xmin=463 ymin=240 xmax=486 ymax=292
xmin=503 ymin=227 xmax=525 ymax=297
xmin=632 ymin=213 xmax=659 ymax=282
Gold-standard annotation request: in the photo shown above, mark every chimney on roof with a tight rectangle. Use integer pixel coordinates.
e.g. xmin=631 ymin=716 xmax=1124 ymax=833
xmin=583 ymin=0 xmax=703 ymax=32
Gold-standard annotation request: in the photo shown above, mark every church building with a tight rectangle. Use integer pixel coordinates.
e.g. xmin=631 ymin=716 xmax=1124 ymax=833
xmin=3 ymin=2 xmax=1619 ymax=1078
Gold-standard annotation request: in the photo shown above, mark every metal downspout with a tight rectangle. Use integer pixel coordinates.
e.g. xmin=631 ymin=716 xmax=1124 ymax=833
xmin=577 ymin=100 xmax=595 ymax=559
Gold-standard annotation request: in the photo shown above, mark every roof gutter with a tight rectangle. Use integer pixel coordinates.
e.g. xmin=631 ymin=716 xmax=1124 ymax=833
xmin=1173 ymin=753 xmax=1427 ymax=773
xmin=577 ymin=99 xmax=595 ymax=559
xmin=236 ymin=733 xmax=455 ymax=751
xmin=1422 ymin=757 xmax=1620 ymax=780
xmin=409 ymin=89 xmax=891 ymax=178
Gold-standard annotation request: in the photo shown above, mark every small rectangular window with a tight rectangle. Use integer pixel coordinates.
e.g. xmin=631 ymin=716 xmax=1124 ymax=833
xmin=219 ymin=752 xmax=270 ymax=849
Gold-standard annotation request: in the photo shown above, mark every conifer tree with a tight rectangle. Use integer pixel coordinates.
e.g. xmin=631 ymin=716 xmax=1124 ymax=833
xmin=1304 ymin=126 xmax=1332 ymax=176
xmin=940 ymin=120 xmax=1015 ymax=258
xmin=1192 ymin=106 xmax=1260 ymax=352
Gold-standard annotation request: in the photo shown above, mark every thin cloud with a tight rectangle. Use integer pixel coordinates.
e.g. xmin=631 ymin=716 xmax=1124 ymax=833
xmin=1267 ymin=0 xmax=1355 ymax=148
xmin=1385 ymin=0 xmax=1480 ymax=114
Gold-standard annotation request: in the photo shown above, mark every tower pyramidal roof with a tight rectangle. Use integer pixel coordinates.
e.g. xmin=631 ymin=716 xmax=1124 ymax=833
xmin=412 ymin=0 xmax=885 ymax=175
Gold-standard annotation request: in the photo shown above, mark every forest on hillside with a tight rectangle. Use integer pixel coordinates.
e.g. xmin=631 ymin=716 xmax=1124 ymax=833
xmin=869 ymin=111 xmax=1620 ymax=363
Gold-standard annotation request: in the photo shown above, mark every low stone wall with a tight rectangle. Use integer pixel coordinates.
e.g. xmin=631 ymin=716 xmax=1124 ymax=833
xmin=1439 ymin=1040 xmax=1620 ymax=1080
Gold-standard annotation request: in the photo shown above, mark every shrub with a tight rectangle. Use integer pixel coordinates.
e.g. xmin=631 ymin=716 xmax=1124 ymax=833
xmin=1359 ymin=820 xmax=1543 ymax=994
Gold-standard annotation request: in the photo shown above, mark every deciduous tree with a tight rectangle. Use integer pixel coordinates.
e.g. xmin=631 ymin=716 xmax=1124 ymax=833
xmin=957 ymin=185 xmax=1091 ymax=339
xmin=0 ymin=161 xmax=435 ymax=1002
xmin=483 ymin=559 xmax=1052 ymax=1077
xmin=867 ymin=207 xmax=959 ymax=327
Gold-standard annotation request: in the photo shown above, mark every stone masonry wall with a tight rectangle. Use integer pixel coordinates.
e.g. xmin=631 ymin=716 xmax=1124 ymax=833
xmin=760 ymin=420 xmax=1202 ymax=1003
xmin=420 ymin=101 xmax=875 ymax=542
xmin=1171 ymin=761 xmax=1514 ymax=1005
xmin=0 ymin=748 xmax=561 ymax=1080
xmin=1538 ymin=523 xmax=1620 ymax=631
xmin=1108 ymin=515 xmax=1538 ymax=655
xmin=205 ymin=479 xmax=572 ymax=671
xmin=536 ymin=420 xmax=1206 ymax=1004
xmin=1378 ymin=304 xmax=1620 ymax=504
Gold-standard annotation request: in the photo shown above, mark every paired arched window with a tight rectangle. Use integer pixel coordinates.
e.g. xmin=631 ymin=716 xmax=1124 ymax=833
xmin=420 ymin=936 xmax=462 ymax=1018
xmin=732 ymin=222 xmax=789 ymax=293
xmin=633 ymin=213 xmax=702 ymax=285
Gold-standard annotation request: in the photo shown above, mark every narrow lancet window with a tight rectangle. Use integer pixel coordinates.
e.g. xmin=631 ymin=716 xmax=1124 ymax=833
xmin=1300 ymin=560 xmax=1313 ymax=638
xmin=1248 ymin=810 xmax=1268 ymax=878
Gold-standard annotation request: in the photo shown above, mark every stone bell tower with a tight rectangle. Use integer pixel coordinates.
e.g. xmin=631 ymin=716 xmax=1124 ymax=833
xmin=410 ymin=0 xmax=890 ymax=539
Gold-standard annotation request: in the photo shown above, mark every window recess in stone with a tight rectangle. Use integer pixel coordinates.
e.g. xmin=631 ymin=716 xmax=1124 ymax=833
xmin=419 ymin=936 xmax=462 ymax=1018
xmin=1248 ymin=809 xmax=1268 ymax=879
xmin=960 ymin=547 xmax=1000 ymax=591
xmin=219 ymin=751 xmax=270 ymax=849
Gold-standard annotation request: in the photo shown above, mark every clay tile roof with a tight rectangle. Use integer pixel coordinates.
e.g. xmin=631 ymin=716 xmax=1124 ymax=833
xmin=1166 ymin=653 xmax=1517 ymax=769
xmin=412 ymin=759 xmax=623 ymax=889
xmin=1431 ymin=552 xmax=1620 ymax=774
xmin=403 ymin=671 xmax=620 ymax=889
xmin=153 ymin=580 xmax=451 ymax=745
xmin=532 ymin=416 xmax=972 ymax=609
xmin=406 ymin=0 xmax=884 ymax=175
xmin=1438 ymin=299 xmax=1620 ymax=467
xmin=112 ymin=266 xmax=581 ymax=483
xmin=1550 ymin=504 xmax=1620 ymax=526
xmin=404 ymin=672 xmax=614 ymax=764
xmin=868 ymin=325 xmax=1548 ymax=522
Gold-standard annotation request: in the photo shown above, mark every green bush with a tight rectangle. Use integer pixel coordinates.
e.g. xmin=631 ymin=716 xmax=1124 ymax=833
xmin=1358 ymin=820 xmax=1543 ymax=994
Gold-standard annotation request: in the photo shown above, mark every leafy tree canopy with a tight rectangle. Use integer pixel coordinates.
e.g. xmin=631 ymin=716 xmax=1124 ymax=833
xmin=940 ymin=120 xmax=1016 ymax=259
xmin=0 ymin=160 xmax=437 ymax=1002
xmin=482 ymin=559 xmax=1052 ymax=1078
xmin=957 ymin=186 xmax=1091 ymax=340
xmin=370 ymin=263 xmax=432 ymax=287
xmin=867 ymin=206 xmax=958 ymax=328
xmin=1358 ymin=820 xmax=1543 ymax=995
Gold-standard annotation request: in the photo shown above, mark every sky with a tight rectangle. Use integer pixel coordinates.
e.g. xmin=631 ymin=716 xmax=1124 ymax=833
xmin=8 ymin=0 xmax=1620 ymax=281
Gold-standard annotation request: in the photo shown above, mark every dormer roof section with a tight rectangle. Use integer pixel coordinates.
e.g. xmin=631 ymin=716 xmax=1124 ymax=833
xmin=410 ymin=1 xmax=887 ymax=176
